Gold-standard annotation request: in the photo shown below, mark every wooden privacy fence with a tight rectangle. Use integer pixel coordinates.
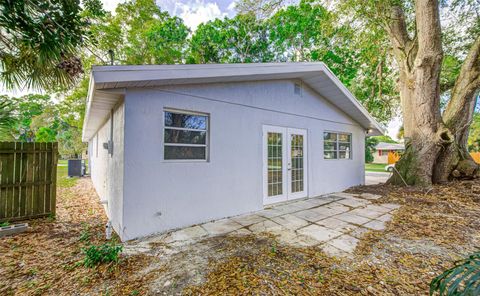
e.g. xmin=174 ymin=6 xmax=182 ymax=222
xmin=0 ymin=142 xmax=58 ymax=222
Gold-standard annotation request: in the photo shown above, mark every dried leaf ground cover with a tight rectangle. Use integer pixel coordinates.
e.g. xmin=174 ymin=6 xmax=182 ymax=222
xmin=179 ymin=180 xmax=480 ymax=295
xmin=0 ymin=175 xmax=155 ymax=296
xmin=2 ymin=174 xmax=480 ymax=295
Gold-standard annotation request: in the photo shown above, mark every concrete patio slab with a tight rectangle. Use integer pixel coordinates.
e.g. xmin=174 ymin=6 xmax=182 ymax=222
xmin=348 ymin=208 xmax=385 ymax=219
xmin=304 ymin=197 xmax=338 ymax=206
xmin=364 ymin=220 xmax=387 ymax=231
xmin=271 ymin=214 xmax=310 ymax=230
xmin=324 ymin=202 xmax=352 ymax=213
xmin=297 ymin=224 xmax=342 ymax=242
xmin=248 ymin=220 xmax=284 ymax=233
xmin=335 ymin=212 xmax=372 ymax=225
xmin=292 ymin=209 xmax=329 ymax=222
xmin=257 ymin=208 xmax=284 ymax=219
xmin=376 ymin=213 xmax=393 ymax=222
xmin=165 ymin=225 xmax=208 ymax=242
xmin=125 ymin=191 xmax=400 ymax=258
xmin=349 ymin=226 xmax=370 ymax=239
xmin=322 ymin=243 xmax=350 ymax=257
xmin=327 ymin=235 xmax=359 ymax=253
xmin=231 ymin=214 xmax=266 ymax=226
xmin=336 ymin=197 xmax=371 ymax=208
xmin=316 ymin=217 xmax=357 ymax=233
xmin=201 ymin=219 xmax=243 ymax=235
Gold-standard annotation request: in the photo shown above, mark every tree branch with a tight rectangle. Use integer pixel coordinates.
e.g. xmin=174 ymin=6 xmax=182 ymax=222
xmin=443 ymin=35 xmax=480 ymax=131
xmin=382 ymin=4 xmax=416 ymax=70
xmin=414 ymin=0 xmax=443 ymax=67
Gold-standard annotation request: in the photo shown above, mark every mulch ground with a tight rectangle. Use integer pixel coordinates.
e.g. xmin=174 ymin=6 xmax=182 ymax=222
xmin=1 ymin=178 xmax=479 ymax=295
xmin=181 ymin=180 xmax=480 ymax=295
xmin=0 ymin=178 xmax=155 ymax=296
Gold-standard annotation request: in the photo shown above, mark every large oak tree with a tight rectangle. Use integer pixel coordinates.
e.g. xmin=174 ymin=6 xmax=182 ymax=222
xmin=339 ymin=0 xmax=480 ymax=186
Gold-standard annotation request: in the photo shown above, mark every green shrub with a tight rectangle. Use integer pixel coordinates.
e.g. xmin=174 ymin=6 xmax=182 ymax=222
xmin=430 ymin=251 xmax=480 ymax=295
xmin=82 ymin=242 xmax=123 ymax=268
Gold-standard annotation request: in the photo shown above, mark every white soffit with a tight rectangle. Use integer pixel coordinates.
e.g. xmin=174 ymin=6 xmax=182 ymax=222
xmin=82 ymin=62 xmax=385 ymax=141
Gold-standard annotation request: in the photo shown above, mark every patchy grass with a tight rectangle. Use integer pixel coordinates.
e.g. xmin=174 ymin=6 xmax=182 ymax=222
xmin=56 ymin=164 xmax=79 ymax=188
xmin=365 ymin=163 xmax=387 ymax=172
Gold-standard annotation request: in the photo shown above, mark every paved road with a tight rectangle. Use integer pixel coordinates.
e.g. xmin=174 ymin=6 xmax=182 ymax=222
xmin=365 ymin=171 xmax=391 ymax=185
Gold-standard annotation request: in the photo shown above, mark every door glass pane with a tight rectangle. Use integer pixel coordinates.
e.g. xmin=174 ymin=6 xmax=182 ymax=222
xmin=291 ymin=134 xmax=304 ymax=193
xmin=267 ymin=132 xmax=283 ymax=197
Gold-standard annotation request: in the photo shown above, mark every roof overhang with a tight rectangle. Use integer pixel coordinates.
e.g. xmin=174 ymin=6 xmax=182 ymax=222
xmin=82 ymin=62 xmax=385 ymax=141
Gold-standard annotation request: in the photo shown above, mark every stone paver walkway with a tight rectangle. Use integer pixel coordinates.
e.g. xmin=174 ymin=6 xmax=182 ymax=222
xmin=125 ymin=192 xmax=400 ymax=257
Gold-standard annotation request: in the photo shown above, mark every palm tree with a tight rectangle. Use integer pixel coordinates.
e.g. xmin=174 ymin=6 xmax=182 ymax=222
xmin=0 ymin=0 xmax=91 ymax=91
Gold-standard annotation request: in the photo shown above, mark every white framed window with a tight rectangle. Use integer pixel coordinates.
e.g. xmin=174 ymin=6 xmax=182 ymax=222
xmin=324 ymin=132 xmax=352 ymax=159
xmin=163 ymin=109 xmax=209 ymax=161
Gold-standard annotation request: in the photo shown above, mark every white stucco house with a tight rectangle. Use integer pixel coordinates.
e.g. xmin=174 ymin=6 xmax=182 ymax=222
xmin=82 ymin=62 xmax=384 ymax=241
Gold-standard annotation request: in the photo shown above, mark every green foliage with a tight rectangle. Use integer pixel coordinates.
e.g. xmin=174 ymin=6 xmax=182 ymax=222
xmin=0 ymin=97 xmax=14 ymax=140
xmin=189 ymin=0 xmax=397 ymax=123
xmin=1 ymin=93 xmax=86 ymax=158
xmin=365 ymin=137 xmax=379 ymax=163
xmin=430 ymin=251 xmax=480 ymax=296
xmin=0 ymin=221 xmax=9 ymax=227
xmin=0 ymin=0 xmax=99 ymax=90
xmin=82 ymin=242 xmax=123 ymax=268
xmin=371 ymin=135 xmax=398 ymax=144
xmin=93 ymin=0 xmax=189 ymax=65
xmin=189 ymin=14 xmax=272 ymax=63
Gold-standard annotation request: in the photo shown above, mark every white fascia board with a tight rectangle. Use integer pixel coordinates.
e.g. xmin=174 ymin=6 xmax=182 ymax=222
xmin=81 ymin=72 xmax=96 ymax=142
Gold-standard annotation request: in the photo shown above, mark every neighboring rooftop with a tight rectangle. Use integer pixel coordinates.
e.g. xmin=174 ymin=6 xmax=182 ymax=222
xmin=375 ymin=142 xmax=405 ymax=151
xmin=82 ymin=62 xmax=385 ymax=141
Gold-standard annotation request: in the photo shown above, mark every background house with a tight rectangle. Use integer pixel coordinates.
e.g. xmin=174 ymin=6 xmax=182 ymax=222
xmin=83 ymin=62 xmax=383 ymax=241
xmin=373 ymin=142 xmax=405 ymax=164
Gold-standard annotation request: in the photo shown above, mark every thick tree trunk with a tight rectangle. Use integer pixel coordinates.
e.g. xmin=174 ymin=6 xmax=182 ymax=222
xmin=381 ymin=0 xmax=480 ymax=186
xmin=386 ymin=0 xmax=447 ymax=186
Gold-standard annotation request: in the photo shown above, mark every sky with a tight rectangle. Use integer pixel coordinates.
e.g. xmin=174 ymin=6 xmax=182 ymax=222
xmin=102 ymin=0 xmax=236 ymax=30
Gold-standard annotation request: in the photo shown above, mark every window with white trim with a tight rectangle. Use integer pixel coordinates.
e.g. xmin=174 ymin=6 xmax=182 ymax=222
xmin=324 ymin=132 xmax=352 ymax=159
xmin=164 ymin=110 xmax=209 ymax=160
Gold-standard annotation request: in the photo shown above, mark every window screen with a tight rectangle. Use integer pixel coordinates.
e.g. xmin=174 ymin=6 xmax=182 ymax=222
xmin=164 ymin=110 xmax=208 ymax=160
xmin=324 ymin=132 xmax=351 ymax=159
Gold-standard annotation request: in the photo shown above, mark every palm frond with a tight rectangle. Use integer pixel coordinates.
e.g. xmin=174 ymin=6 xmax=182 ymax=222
xmin=430 ymin=251 xmax=480 ymax=296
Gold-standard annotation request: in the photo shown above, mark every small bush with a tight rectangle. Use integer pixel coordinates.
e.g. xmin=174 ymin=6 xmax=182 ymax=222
xmin=82 ymin=242 xmax=123 ymax=268
xmin=430 ymin=251 xmax=480 ymax=295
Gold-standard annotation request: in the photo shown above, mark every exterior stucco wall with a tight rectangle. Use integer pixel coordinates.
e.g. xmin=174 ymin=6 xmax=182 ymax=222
xmin=120 ymin=80 xmax=365 ymax=240
xmin=88 ymin=101 xmax=125 ymax=239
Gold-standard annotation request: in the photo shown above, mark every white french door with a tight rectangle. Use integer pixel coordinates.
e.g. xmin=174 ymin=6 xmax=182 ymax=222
xmin=263 ymin=126 xmax=308 ymax=205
